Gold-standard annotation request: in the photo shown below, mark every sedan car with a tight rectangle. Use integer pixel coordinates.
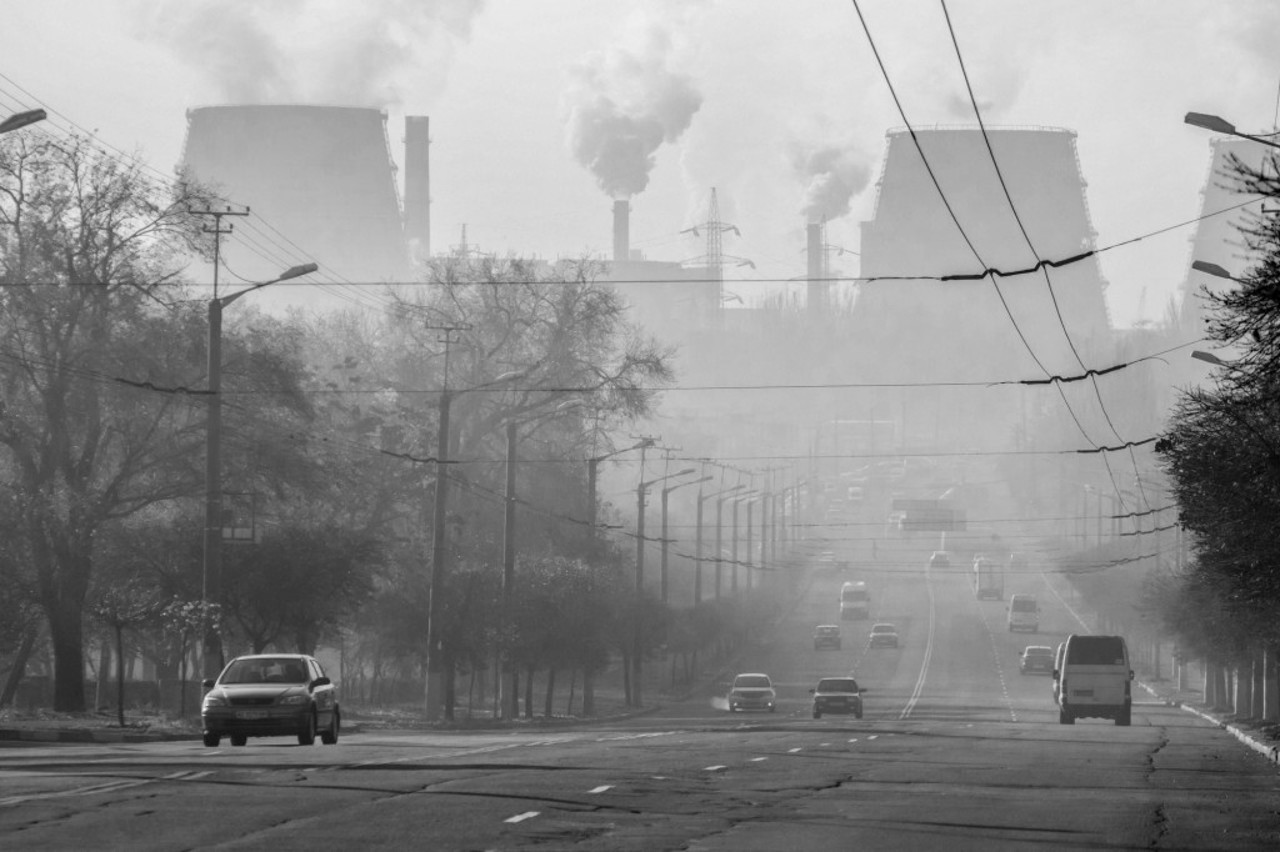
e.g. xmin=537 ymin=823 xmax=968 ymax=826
xmin=1019 ymin=644 xmax=1056 ymax=675
xmin=810 ymin=676 xmax=863 ymax=719
xmin=202 ymin=654 xmax=340 ymax=747
xmin=727 ymin=672 xmax=777 ymax=712
xmin=813 ymin=624 xmax=842 ymax=650
xmin=868 ymin=623 xmax=899 ymax=648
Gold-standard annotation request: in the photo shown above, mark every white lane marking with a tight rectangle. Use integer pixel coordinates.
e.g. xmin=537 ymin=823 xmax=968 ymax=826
xmin=820 ymin=743 xmax=831 ymax=747
xmin=505 ymin=811 xmax=540 ymax=824
xmin=787 ymin=747 xmax=802 ymax=753
xmin=867 ymin=735 xmax=878 ymax=740
xmin=586 ymin=785 xmax=613 ymax=794
xmin=751 ymin=757 xmax=768 ymax=762
xmin=975 ymin=593 xmax=1019 ymax=722
xmin=703 ymin=765 xmax=727 ymax=771
xmin=1040 ymin=571 xmax=1092 ymax=632
xmin=900 ymin=560 xmax=938 ymax=720
xmin=847 ymin=738 xmax=858 ymax=743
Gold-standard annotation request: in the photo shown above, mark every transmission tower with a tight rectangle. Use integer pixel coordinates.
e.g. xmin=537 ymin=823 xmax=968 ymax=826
xmin=681 ymin=188 xmax=753 ymax=303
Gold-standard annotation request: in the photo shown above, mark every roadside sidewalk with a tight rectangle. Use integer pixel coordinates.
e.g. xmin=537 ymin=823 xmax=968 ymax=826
xmin=1137 ymin=676 xmax=1280 ymax=766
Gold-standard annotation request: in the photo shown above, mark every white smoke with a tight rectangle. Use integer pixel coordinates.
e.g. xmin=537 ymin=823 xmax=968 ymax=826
xmin=563 ymin=12 xmax=703 ymax=199
xmin=793 ymin=143 xmax=871 ymax=223
xmin=130 ymin=0 xmax=485 ymax=108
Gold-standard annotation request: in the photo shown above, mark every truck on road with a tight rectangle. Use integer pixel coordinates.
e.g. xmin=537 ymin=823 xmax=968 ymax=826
xmin=972 ymin=556 xmax=1004 ymax=601
xmin=839 ymin=580 xmax=871 ymax=620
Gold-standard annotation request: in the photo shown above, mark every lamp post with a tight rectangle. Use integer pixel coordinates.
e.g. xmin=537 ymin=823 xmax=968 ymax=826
xmin=0 ymin=108 xmax=46 ymax=134
xmin=729 ymin=490 xmax=759 ymax=594
xmin=698 ymin=484 xmax=743 ymax=605
xmin=633 ymin=467 xmax=695 ymax=706
xmin=711 ymin=485 xmax=746 ymax=600
xmin=1186 ymin=112 xmax=1280 ymax=150
xmin=203 ymin=262 xmax=317 ymax=680
xmin=660 ymin=475 xmax=711 ymax=604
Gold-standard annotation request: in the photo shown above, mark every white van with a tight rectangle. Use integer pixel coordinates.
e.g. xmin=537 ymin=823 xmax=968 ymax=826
xmin=839 ymin=581 xmax=870 ymax=620
xmin=1007 ymin=594 xmax=1039 ymax=633
xmin=1053 ymin=634 xmax=1133 ymax=726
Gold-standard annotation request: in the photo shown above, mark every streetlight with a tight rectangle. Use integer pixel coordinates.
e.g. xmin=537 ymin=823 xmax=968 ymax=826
xmin=203 ymin=262 xmax=317 ymax=680
xmin=0 ymin=108 xmax=46 ymax=135
xmin=697 ymin=483 xmax=742 ymax=605
xmin=633 ymin=466 xmax=695 ymax=706
xmin=587 ymin=438 xmax=655 ymax=543
xmin=710 ymin=484 xmax=746 ymax=600
xmin=1185 ymin=112 xmax=1280 ymax=150
xmin=728 ymin=490 xmax=760 ymax=594
xmin=660 ymin=475 xmax=711 ymax=604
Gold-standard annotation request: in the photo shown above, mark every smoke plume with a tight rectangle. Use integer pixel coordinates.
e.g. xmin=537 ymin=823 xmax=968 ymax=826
xmin=793 ymin=144 xmax=870 ymax=223
xmin=131 ymin=0 xmax=485 ymax=108
xmin=563 ymin=15 xmax=703 ymax=199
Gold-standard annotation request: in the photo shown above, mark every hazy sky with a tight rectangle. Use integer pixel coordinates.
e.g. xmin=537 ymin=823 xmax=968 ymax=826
xmin=4 ymin=0 xmax=1278 ymax=328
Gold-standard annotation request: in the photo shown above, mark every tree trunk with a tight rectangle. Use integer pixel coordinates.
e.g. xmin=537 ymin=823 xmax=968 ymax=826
xmin=0 ymin=625 xmax=39 ymax=708
xmin=115 ymin=623 xmax=126 ymax=727
xmin=48 ymin=597 xmax=88 ymax=712
xmin=1264 ymin=645 xmax=1280 ymax=723
xmin=565 ymin=669 xmax=576 ymax=717
xmin=583 ymin=668 xmax=595 ymax=716
xmin=543 ymin=668 xmax=556 ymax=718
xmin=524 ymin=664 xmax=535 ymax=720
xmin=621 ymin=650 xmax=632 ymax=707
xmin=1235 ymin=657 xmax=1253 ymax=718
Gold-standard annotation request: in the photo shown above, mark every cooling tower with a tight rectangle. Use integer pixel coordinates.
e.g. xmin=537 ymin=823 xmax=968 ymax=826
xmin=181 ymin=105 xmax=409 ymax=286
xmin=855 ymin=127 xmax=1112 ymax=380
xmin=1178 ymin=137 xmax=1268 ymax=334
xmin=404 ymin=115 xmax=431 ymax=262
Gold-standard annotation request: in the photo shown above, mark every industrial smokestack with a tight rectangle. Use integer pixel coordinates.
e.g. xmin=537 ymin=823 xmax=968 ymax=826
xmin=807 ymin=221 xmax=825 ymax=312
xmin=404 ymin=115 xmax=431 ymax=262
xmin=613 ymin=199 xmax=630 ymax=263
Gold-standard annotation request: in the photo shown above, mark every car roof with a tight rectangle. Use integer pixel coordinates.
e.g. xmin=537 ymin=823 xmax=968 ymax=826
xmin=1023 ymin=645 xmax=1053 ymax=653
xmin=816 ymin=624 xmax=839 ymax=630
xmin=815 ymin=678 xmax=859 ymax=690
xmin=229 ymin=653 xmax=312 ymax=661
xmin=735 ymin=672 xmax=770 ymax=678
xmin=871 ymin=623 xmax=895 ymax=630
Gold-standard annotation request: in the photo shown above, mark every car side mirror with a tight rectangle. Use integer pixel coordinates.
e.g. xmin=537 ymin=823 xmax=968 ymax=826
xmin=859 ymin=687 xmax=868 ymax=693
xmin=201 ymin=678 xmax=215 ymax=690
xmin=312 ymin=676 xmax=332 ymax=688
xmin=808 ymin=688 xmax=815 ymax=694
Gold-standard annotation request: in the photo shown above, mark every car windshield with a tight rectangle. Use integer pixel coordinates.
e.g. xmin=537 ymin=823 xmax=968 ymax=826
xmin=817 ymin=678 xmax=858 ymax=692
xmin=872 ymin=625 xmax=894 ymax=633
xmin=816 ymin=626 xmax=838 ymax=635
xmin=221 ymin=658 xmax=309 ymax=685
xmin=1025 ymin=647 xmax=1053 ymax=657
xmin=734 ymin=675 xmax=771 ymax=689
xmin=1066 ymin=636 xmax=1126 ymax=665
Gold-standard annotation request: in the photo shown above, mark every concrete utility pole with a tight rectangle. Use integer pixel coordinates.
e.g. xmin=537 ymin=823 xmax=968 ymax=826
xmin=633 ymin=457 xmax=692 ymax=708
xmin=193 ymin=206 xmax=248 ymax=682
xmin=502 ymin=420 xmax=518 ymax=720
xmin=424 ymin=323 xmax=468 ymax=721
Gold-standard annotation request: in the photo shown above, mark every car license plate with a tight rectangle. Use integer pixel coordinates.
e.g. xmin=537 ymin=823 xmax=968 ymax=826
xmin=235 ymin=710 xmax=268 ymax=720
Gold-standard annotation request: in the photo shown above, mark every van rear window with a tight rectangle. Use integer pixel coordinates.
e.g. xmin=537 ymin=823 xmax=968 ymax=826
xmin=1011 ymin=598 xmax=1037 ymax=612
xmin=1066 ymin=636 xmax=1126 ymax=665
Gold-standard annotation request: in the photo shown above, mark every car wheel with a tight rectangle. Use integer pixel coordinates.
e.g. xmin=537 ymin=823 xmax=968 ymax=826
xmin=1116 ymin=708 xmax=1131 ymax=727
xmin=298 ymin=711 xmax=317 ymax=745
xmin=202 ymin=732 xmax=220 ymax=748
xmin=230 ymin=734 xmax=247 ymax=747
xmin=769 ymin=705 xmax=776 ymax=713
xmin=321 ymin=709 xmax=340 ymax=745
xmin=1059 ymin=708 xmax=1074 ymax=725
xmin=855 ymin=709 xmax=863 ymax=720
xmin=813 ymin=710 xmax=821 ymax=719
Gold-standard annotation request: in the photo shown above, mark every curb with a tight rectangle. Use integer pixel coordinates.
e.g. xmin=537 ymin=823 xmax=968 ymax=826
xmin=0 ymin=727 xmax=200 ymax=744
xmin=1137 ymin=680 xmax=1280 ymax=766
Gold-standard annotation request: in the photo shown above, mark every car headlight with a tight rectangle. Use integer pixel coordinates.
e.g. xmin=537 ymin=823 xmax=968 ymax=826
xmin=202 ymin=693 xmax=228 ymax=708
xmin=279 ymin=694 xmax=309 ymax=705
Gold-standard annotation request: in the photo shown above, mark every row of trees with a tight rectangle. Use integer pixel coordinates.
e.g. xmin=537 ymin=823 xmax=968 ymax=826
xmin=3 ymin=129 xmax=767 ymax=716
xmin=1153 ymin=153 xmax=1280 ymax=713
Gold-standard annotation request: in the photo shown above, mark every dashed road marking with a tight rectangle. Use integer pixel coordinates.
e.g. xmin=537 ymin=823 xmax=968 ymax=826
xmin=751 ymin=757 xmax=768 ymax=762
xmin=504 ymin=811 xmax=539 ymax=824
xmin=586 ymin=785 xmax=613 ymax=794
xmin=703 ymin=765 xmax=727 ymax=772
xmin=787 ymin=747 xmax=802 ymax=753
xmin=847 ymin=738 xmax=858 ymax=743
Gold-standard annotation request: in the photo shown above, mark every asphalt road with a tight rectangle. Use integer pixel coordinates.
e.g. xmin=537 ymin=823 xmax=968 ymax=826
xmin=3 ymin=541 xmax=1279 ymax=850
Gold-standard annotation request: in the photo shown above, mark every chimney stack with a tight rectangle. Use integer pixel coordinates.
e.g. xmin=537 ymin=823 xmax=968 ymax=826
xmin=404 ymin=116 xmax=431 ymax=261
xmin=806 ymin=221 xmax=825 ymax=312
xmin=613 ymin=199 xmax=630 ymax=263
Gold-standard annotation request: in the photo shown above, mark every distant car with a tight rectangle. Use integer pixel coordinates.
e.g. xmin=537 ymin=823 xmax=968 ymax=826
xmin=929 ymin=551 xmax=951 ymax=570
xmin=813 ymin=624 xmax=842 ymax=650
xmin=727 ymin=672 xmax=776 ymax=712
xmin=201 ymin=654 xmax=339 ymax=747
xmin=1019 ymin=645 xmax=1056 ymax=675
xmin=811 ymin=676 xmax=863 ymax=719
xmin=868 ymin=623 xmax=899 ymax=648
